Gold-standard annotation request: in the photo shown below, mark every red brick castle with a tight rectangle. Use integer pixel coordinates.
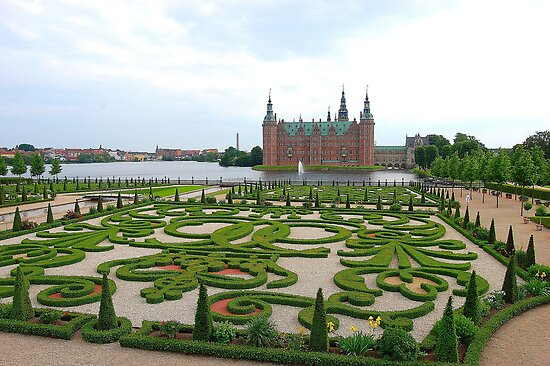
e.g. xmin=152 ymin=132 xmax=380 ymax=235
xmin=262 ymin=87 xmax=375 ymax=167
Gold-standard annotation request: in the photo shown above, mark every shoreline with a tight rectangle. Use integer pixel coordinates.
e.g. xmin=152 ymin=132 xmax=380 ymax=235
xmin=252 ymin=164 xmax=387 ymax=172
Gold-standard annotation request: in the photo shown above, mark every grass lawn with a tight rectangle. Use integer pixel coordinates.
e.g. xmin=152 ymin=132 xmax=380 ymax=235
xmin=121 ymin=185 xmax=206 ymax=198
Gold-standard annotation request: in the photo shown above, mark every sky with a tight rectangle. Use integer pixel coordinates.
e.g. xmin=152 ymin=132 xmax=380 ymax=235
xmin=0 ymin=0 xmax=549 ymax=152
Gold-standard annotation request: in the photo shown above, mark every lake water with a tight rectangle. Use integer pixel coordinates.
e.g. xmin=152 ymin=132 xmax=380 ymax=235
xmin=8 ymin=161 xmax=418 ymax=183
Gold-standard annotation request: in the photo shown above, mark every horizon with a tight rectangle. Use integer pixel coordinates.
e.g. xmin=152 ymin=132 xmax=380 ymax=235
xmin=1 ymin=1 xmax=549 ymax=151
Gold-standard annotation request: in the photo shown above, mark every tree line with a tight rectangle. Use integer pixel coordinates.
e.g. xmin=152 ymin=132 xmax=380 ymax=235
xmin=219 ymin=146 xmax=263 ymax=167
xmin=0 ymin=152 xmax=62 ymax=178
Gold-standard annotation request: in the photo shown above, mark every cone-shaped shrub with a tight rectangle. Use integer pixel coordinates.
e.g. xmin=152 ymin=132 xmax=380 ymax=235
xmin=408 ymin=197 xmax=413 ymax=211
xmin=364 ymin=188 xmax=368 ymax=201
xmin=345 ymin=194 xmax=350 ymax=209
xmin=200 ymin=189 xmax=206 ymax=203
xmin=315 ymin=193 xmax=320 ymax=208
xmin=16 ymin=182 xmax=20 ymax=193
xmin=505 ymin=225 xmax=515 ymax=255
xmin=227 ymin=190 xmax=233 ymax=204
xmin=10 ymin=266 xmax=34 ymax=321
xmin=475 ymin=211 xmax=481 ymax=227
xmin=421 ymin=192 xmax=426 ymax=204
xmin=42 ymin=185 xmax=47 ymax=200
xmin=174 ymin=188 xmax=180 ymax=202
xmin=308 ymin=288 xmax=329 ymax=352
xmin=454 ymin=205 xmax=461 ymax=219
xmin=502 ymin=254 xmax=518 ymax=304
xmin=435 ymin=297 xmax=458 ymax=363
xmin=447 ymin=200 xmax=452 ymax=217
xmin=488 ymin=219 xmax=496 ymax=244
xmin=525 ymin=234 xmax=536 ymax=268
xmin=74 ymin=201 xmax=81 ymax=216
xmin=451 ymin=191 xmax=455 ymax=202
xmin=309 ymin=187 xmax=313 ymax=200
xmin=376 ymin=196 xmax=382 ymax=210
xmin=286 ymin=193 xmax=291 ymax=207
xmin=46 ymin=203 xmax=54 ymax=224
xmin=97 ymin=274 xmax=117 ymax=331
xmin=149 ymin=186 xmax=153 ymax=200
xmin=0 ymin=185 xmax=5 ymax=205
xmin=116 ymin=192 xmax=123 ymax=209
xmin=192 ymin=283 xmax=212 ymax=341
xmin=463 ymin=271 xmax=481 ymax=325
xmin=12 ymin=207 xmax=22 ymax=232
xmin=439 ymin=197 xmax=445 ymax=212
xmin=133 ymin=190 xmax=138 ymax=205
xmin=463 ymin=207 xmax=470 ymax=228
xmin=22 ymin=187 xmax=27 ymax=202
xmin=97 ymin=196 xmax=103 ymax=212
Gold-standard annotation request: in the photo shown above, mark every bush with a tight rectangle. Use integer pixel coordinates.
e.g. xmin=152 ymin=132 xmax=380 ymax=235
xmin=89 ymin=207 xmax=98 ymax=215
xmin=377 ymin=327 xmax=420 ymax=361
xmin=21 ymin=220 xmax=38 ymax=230
xmin=245 ymin=316 xmax=278 ymax=347
xmin=97 ymin=274 xmax=117 ymax=331
xmin=106 ymin=204 xmax=116 ymax=211
xmin=309 ymin=288 xmax=329 ymax=352
xmin=463 ymin=270 xmax=481 ymax=325
xmin=488 ymin=219 xmax=496 ymax=244
xmin=525 ymin=234 xmax=536 ymax=269
xmin=39 ymin=310 xmax=62 ymax=324
xmin=282 ymin=332 xmax=306 ymax=351
xmin=187 ymin=197 xmax=197 ymax=203
xmin=502 ymin=254 xmax=518 ymax=304
xmin=338 ymin=330 xmax=376 ymax=356
xmin=435 ymin=297 xmax=458 ymax=363
xmin=535 ymin=205 xmax=548 ymax=216
xmin=522 ymin=279 xmax=549 ymax=296
xmin=389 ymin=203 xmax=402 ymax=212
xmin=483 ymin=290 xmax=506 ymax=309
xmin=159 ymin=320 xmax=180 ymax=338
xmin=10 ymin=267 xmax=34 ymax=321
xmin=523 ymin=202 xmax=533 ymax=212
xmin=527 ymin=264 xmax=550 ymax=281
xmin=205 ymin=197 xmax=217 ymax=204
xmin=192 ymin=283 xmax=213 ymax=342
xmin=213 ymin=321 xmax=237 ymax=344
xmin=453 ymin=313 xmax=478 ymax=339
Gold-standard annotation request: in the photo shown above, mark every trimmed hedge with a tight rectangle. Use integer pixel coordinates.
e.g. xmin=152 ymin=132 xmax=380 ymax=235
xmin=81 ymin=317 xmax=132 ymax=343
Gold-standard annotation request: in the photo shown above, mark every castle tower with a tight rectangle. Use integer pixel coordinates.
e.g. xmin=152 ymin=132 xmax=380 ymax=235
xmin=337 ymin=85 xmax=349 ymax=121
xmin=359 ymin=86 xmax=375 ymax=165
xmin=262 ymin=89 xmax=278 ymax=165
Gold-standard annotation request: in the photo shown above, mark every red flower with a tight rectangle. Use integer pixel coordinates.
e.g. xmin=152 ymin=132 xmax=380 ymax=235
xmin=161 ymin=321 xmax=165 ymax=326
xmin=64 ymin=311 xmax=69 ymax=317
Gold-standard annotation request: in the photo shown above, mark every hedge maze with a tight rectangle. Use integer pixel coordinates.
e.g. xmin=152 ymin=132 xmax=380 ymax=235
xmin=0 ymin=200 xmax=493 ymax=336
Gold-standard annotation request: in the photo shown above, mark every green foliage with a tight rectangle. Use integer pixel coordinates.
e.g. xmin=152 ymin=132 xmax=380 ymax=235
xmin=535 ymin=205 xmax=548 ymax=216
xmin=12 ymin=207 xmax=22 ymax=232
xmin=159 ymin=320 xmax=180 ymax=338
xmin=337 ymin=330 xmax=376 ymax=356
xmin=522 ymin=278 xmax=549 ymax=296
xmin=82 ymin=317 xmax=132 ymax=343
xmin=10 ymin=266 xmax=34 ymax=321
xmin=309 ymin=288 xmax=329 ymax=352
xmin=474 ymin=211 xmax=480 ymax=227
xmin=11 ymin=152 xmax=27 ymax=176
xmin=97 ymin=196 xmax=104 ymax=213
xmin=505 ymin=225 xmax=515 ymax=255
xmin=408 ymin=196 xmax=413 ymax=211
xmin=463 ymin=206 xmax=470 ymax=228
xmin=502 ymin=254 xmax=518 ymax=304
xmin=97 ymin=274 xmax=117 ymax=331
xmin=201 ymin=189 xmax=206 ymax=203
xmin=30 ymin=154 xmax=45 ymax=177
xmin=488 ymin=219 xmax=496 ymax=244
xmin=192 ymin=283 xmax=213 ymax=342
xmin=116 ymin=192 xmax=123 ymax=209
xmin=245 ymin=316 xmax=278 ymax=347
xmin=389 ymin=203 xmax=402 ymax=212
xmin=435 ymin=297 xmax=458 ymax=363
xmin=376 ymin=196 xmax=382 ymax=210
xmin=0 ymin=156 xmax=8 ymax=176
xmin=39 ymin=310 xmax=62 ymax=324
xmin=377 ymin=327 xmax=420 ymax=361
xmin=463 ymin=271 xmax=481 ymax=325
xmin=213 ymin=321 xmax=237 ymax=344
xmin=49 ymin=159 xmax=62 ymax=176
xmin=46 ymin=203 xmax=54 ymax=224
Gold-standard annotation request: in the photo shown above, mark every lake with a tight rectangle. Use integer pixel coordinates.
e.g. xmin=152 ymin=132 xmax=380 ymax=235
xmin=7 ymin=161 xmax=418 ymax=183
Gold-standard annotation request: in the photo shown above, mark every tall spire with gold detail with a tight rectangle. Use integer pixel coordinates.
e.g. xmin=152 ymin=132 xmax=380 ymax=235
xmin=361 ymin=85 xmax=373 ymax=120
xmin=264 ymin=88 xmax=276 ymax=122
xmin=338 ymin=84 xmax=348 ymax=121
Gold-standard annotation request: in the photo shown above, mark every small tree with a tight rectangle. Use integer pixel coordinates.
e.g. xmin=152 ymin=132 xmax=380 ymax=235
xmin=192 ymin=283 xmax=213 ymax=341
xmin=116 ymin=192 xmax=123 ymax=209
xmin=200 ymin=189 xmax=206 ymax=203
xmin=10 ymin=266 xmax=34 ymax=321
xmin=42 ymin=185 xmax=47 ymax=200
xmin=308 ymin=288 xmax=329 ymax=352
xmin=46 ymin=203 xmax=54 ymax=224
xmin=97 ymin=274 xmax=118 ymax=330
xmin=11 ymin=152 xmax=27 ymax=177
xmin=49 ymin=158 xmax=62 ymax=178
xmin=488 ymin=219 xmax=496 ymax=244
xmin=21 ymin=187 xmax=27 ymax=202
xmin=315 ymin=192 xmax=320 ymax=208
xmin=376 ymin=196 xmax=382 ymax=210
xmin=97 ymin=196 xmax=104 ymax=213
xmin=463 ymin=206 xmax=470 ymax=228
xmin=408 ymin=196 xmax=413 ymax=211
xmin=345 ymin=194 xmax=350 ymax=209
xmin=454 ymin=205 xmax=460 ymax=220
xmin=505 ymin=225 xmax=515 ymax=255
xmin=174 ymin=188 xmax=180 ymax=202
xmin=0 ymin=185 xmax=5 ymax=205
xmin=435 ymin=296 xmax=458 ymax=363
xmin=0 ymin=156 xmax=8 ymax=176
xmin=309 ymin=186 xmax=313 ymax=201
xmin=256 ymin=191 xmax=261 ymax=205
xmin=74 ymin=201 xmax=81 ymax=216
xmin=474 ymin=211 xmax=481 ymax=227
xmin=525 ymin=234 xmax=536 ymax=268
xmin=463 ymin=271 xmax=481 ymax=325
xmin=502 ymin=254 xmax=518 ymax=304
xmin=286 ymin=193 xmax=291 ymax=207
xmin=30 ymin=154 xmax=45 ymax=179
xmin=421 ymin=191 xmax=426 ymax=204
xmin=134 ymin=190 xmax=139 ymax=205
xmin=12 ymin=207 xmax=22 ymax=232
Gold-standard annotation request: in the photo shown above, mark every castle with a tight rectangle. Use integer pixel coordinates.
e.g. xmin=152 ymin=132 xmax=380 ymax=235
xmin=262 ymin=87 xmax=426 ymax=169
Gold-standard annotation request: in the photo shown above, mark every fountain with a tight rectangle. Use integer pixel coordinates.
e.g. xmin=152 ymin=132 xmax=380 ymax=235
xmin=297 ymin=160 xmax=304 ymax=174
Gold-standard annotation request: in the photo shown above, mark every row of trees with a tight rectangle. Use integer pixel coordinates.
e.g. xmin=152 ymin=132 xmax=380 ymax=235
xmin=415 ymin=133 xmax=486 ymax=169
xmin=219 ymin=146 xmax=263 ymax=167
xmin=0 ymin=152 xmax=62 ymax=178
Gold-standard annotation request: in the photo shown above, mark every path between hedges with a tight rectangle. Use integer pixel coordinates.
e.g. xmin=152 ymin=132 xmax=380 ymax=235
xmin=0 ymin=331 xmax=281 ymax=366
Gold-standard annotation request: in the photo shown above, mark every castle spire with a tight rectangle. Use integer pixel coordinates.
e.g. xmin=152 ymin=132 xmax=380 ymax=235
xmin=338 ymin=84 xmax=348 ymax=121
xmin=361 ymin=85 xmax=373 ymax=120
xmin=327 ymin=106 xmax=331 ymax=121
xmin=264 ymin=88 xmax=275 ymax=122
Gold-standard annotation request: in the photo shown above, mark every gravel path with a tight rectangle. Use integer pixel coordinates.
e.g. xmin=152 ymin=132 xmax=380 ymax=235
xmin=0 ymin=331 xmax=280 ymax=366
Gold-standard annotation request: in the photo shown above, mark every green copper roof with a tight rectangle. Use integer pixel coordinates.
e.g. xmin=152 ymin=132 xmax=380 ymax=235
xmin=375 ymin=146 xmax=407 ymax=150
xmin=283 ymin=121 xmax=353 ymax=136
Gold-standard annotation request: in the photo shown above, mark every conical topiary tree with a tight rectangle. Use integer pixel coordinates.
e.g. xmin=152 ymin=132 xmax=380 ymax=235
xmin=0 ymin=185 xmax=5 ymax=205
xmin=192 ymin=283 xmax=212 ymax=341
xmin=505 ymin=225 xmax=515 ymax=255
xmin=133 ymin=190 xmax=138 ymax=204
xmin=200 ymin=189 xmax=206 ymax=203
xmin=454 ymin=205 xmax=461 ymax=220
xmin=12 ymin=207 xmax=22 ymax=232
xmin=116 ymin=192 xmax=123 ymax=209
xmin=21 ymin=187 xmax=27 ymax=202
xmin=502 ymin=254 xmax=518 ymax=304
xmin=309 ymin=186 xmax=313 ymax=201
xmin=435 ymin=296 xmax=458 ymax=363
xmin=227 ymin=190 xmax=233 ymax=204
xmin=309 ymin=288 xmax=329 ymax=352
xmin=345 ymin=194 xmax=350 ymax=209
xmin=421 ymin=191 xmax=426 ymax=204
xmin=463 ymin=207 xmax=470 ymax=228
xmin=97 ymin=196 xmax=103 ymax=213
xmin=408 ymin=196 xmax=413 ymax=211
xmin=286 ymin=193 xmax=291 ymax=207
xmin=475 ymin=211 xmax=481 ymax=227
xmin=174 ymin=188 xmax=180 ymax=202
xmin=525 ymin=234 xmax=536 ymax=269
xmin=10 ymin=266 xmax=34 ymax=321
xmin=376 ymin=196 xmax=382 ymax=210
xmin=451 ymin=191 xmax=455 ymax=202
xmin=149 ymin=186 xmax=153 ymax=200
xmin=97 ymin=274 xmax=117 ymax=331
xmin=315 ymin=193 xmax=320 ymax=208
xmin=46 ymin=203 xmax=54 ymax=224
xmin=463 ymin=271 xmax=481 ymax=325
xmin=488 ymin=219 xmax=496 ymax=244
xmin=42 ymin=185 xmax=47 ymax=200
xmin=447 ymin=200 xmax=452 ymax=217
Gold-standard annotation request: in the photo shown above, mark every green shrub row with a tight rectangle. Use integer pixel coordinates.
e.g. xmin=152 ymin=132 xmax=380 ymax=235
xmin=81 ymin=317 xmax=133 ymax=343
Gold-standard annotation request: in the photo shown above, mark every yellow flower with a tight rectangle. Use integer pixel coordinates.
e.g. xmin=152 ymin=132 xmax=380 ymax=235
xmin=350 ymin=325 xmax=357 ymax=333
xmin=296 ymin=326 xmax=306 ymax=335
xmin=376 ymin=316 xmax=381 ymax=325
xmin=327 ymin=321 xmax=335 ymax=333
xmin=542 ymin=272 xmax=547 ymax=279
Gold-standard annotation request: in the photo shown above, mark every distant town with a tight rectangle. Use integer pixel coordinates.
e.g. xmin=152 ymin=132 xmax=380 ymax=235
xmin=0 ymin=144 xmax=220 ymax=163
